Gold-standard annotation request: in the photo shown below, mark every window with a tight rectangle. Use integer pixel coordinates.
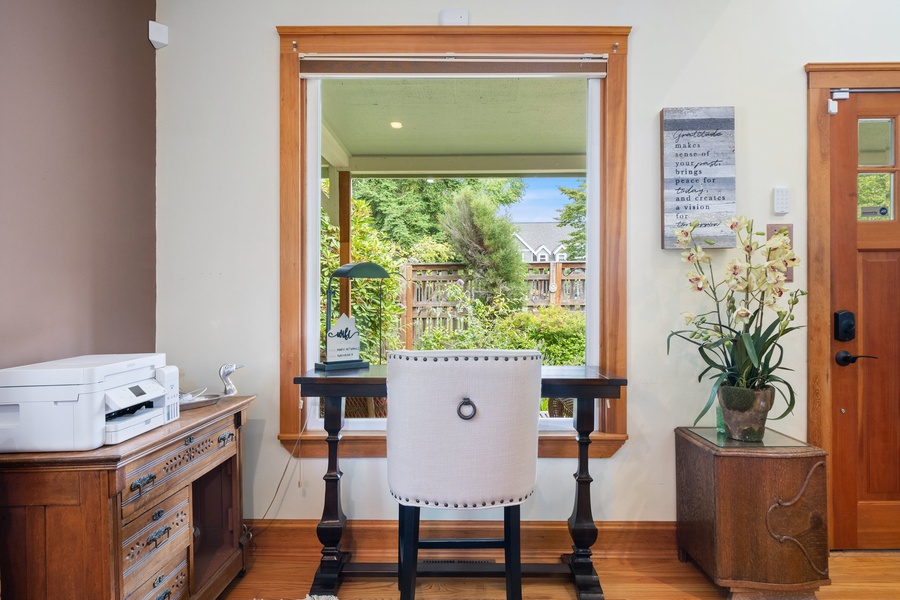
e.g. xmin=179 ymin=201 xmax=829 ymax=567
xmin=858 ymin=118 xmax=895 ymax=221
xmin=314 ymin=78 xmax=591 ymax=433
xmin=278 ymin=27 xmax=630 ymax=458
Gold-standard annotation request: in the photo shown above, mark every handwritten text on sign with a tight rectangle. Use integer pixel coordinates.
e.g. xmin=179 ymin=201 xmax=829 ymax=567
xmin=326 ymin=313 xmax=361 ymax=362
xmin=661 ymin=106 xmax=736 ymax=249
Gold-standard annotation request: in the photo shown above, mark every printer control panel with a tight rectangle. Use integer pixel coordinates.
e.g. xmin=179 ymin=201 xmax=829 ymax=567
xmin=105 ymin=379 xmax=166 ymax=413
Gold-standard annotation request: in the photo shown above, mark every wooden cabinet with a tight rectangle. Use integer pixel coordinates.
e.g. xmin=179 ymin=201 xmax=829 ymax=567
xmin=675 ymin=427 xmax=830 ymax=599
xmin=0 ymin=395 xmax=253 ymax=600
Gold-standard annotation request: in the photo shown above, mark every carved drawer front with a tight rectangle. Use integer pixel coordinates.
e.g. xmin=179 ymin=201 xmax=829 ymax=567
xmin=126 ymin=550 xmax=189 ymax=600
xmin=122 ymin=418 xmax=237 ymax=520
xmin=122 ymin=486 xmax=191 ymax=595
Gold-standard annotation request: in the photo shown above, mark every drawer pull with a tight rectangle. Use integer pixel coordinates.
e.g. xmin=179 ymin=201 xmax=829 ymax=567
xmin=130 ymin=472 xmax=157 ymax=495
xmin=218 ymin=432 xmax=235 ymax=446
xmin=147 ymin=524 xmax=171 ymax=548
xmin=155 ymin=591 xmax=171 ymax=600
xmin=152 ymin=509 xmax=165 ymax=521
xmin=184 ymin=435 xmax=194 ymax=445
xmin=153 ymin=574 xmax=165 ymax=588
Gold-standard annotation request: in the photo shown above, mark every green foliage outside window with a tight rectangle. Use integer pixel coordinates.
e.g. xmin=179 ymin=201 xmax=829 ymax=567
xmin=504 ymin=305 xmax=586 ymax=366
xmin=556 ymin=180 xmax=587 ymax=260
xmin=416 ymin=282 xmax=585 ymax=367
xmin=320 ymin=199 xmax=405 ymax=364
xmin=440 ymin=188 xmax=528 ymax=307
xmin=858 ymin=173 xmax=893 ymax=220
xmin=321 ymin=177 xmax=588 ymax=372
xmin=407 ymin=236 xmax=457 ymax=263
xmin=352 ymin=178 xmax=525 ymax=252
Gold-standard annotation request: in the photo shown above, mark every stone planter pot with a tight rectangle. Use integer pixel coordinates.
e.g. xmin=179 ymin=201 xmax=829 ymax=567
xmin=717 ymin=385 xmax=774 ymax=442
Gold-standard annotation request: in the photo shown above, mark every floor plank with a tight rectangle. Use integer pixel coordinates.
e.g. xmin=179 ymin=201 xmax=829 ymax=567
xmin=219 ymin=550 xmax=900 ymax=599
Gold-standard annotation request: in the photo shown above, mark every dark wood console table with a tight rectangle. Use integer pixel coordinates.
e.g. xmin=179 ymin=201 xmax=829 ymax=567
xmin=675 ymin=427 xmax=830 ymax=599
xmin=295 ymin=365 xmax=626 ymax=600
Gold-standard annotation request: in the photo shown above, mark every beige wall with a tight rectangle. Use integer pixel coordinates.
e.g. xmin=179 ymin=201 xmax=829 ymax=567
xmin=0 ymin=0 xmax=157 ymax=368
xmin=155 ymin=0 xmax=900 ymax=523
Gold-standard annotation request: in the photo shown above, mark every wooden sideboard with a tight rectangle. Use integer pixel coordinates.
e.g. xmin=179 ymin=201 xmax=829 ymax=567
xmin=0 ymin=395 xmax=253 ymax=600
xmin=675 ymin=427 xmax=830 ymax=600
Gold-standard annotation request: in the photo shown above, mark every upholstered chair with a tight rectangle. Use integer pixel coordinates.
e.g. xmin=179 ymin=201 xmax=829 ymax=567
xmin=386 ymin=349 xmax=543 ymax=600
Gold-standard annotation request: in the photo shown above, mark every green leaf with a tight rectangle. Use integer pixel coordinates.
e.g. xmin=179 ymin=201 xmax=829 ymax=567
xmin=693 ymin=372 xmax=727 ymax=425
xmin=740 ymin=332 xmax=760 ymax=367
xmin=766 ymin=375 xmax=796 ymax=419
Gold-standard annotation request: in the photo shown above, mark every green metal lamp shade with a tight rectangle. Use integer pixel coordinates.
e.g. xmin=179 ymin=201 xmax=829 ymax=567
xmin=331 ymin=261 xmax=389 ymax=280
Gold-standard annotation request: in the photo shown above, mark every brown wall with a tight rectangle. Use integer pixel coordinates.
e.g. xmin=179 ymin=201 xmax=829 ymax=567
xmin=0 ymin=0 xmax=157 ymax=368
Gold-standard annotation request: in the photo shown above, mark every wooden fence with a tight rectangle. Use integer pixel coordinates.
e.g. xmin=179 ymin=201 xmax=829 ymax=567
xmin=401 ymin=262 xmax=586 ymax=349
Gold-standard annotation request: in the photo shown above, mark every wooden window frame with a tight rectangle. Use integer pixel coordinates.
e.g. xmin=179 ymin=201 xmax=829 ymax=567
xmin=277 ymin=26 xmax=631 ymax=458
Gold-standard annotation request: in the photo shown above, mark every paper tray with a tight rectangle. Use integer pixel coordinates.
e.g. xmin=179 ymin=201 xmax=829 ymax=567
xmin=179 ymin=394 xmax=222 ymax=410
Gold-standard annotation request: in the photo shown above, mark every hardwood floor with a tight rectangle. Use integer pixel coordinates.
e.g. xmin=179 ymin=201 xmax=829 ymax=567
xmin=221 ymin=548 xmax=900 ymax=600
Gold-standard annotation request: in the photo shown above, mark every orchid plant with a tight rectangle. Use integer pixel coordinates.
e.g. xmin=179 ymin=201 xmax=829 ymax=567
xmin=667 ymin=216 xmax=806 ymax=424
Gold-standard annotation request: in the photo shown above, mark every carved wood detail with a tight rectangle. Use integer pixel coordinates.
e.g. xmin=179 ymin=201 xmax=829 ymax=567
xmin=766 ymin=461 xmax=829 ymax=577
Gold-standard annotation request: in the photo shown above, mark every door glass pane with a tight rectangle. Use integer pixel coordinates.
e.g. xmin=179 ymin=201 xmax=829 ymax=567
xmin=858 ymin=119 xmax=893 ymax=167
xmin=858 ymin=173 xmax=894 ymax=221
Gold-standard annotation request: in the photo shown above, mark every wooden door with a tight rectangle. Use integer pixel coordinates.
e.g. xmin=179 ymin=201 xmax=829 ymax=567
xmin=830 ymin=91 xmax=900 ymax=549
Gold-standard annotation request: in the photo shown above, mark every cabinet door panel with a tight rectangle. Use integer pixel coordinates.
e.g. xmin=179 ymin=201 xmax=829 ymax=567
xmin=0 ymin=471 xmax=112 ymax=599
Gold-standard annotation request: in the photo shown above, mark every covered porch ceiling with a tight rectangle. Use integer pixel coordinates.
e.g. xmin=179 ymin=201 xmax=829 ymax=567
xmin=320 ymin=77 xmax=588 ymax=178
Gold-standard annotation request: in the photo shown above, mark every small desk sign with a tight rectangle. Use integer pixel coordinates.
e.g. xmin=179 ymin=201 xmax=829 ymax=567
xmin=661 ymin=106 xmax=736 ymax=249
xmin=326 ymin=314 xmax=361 ymax=363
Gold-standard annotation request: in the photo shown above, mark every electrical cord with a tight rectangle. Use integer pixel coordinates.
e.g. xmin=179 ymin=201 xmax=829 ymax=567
xmin=245 ymin=400 xmax=310 ymax=544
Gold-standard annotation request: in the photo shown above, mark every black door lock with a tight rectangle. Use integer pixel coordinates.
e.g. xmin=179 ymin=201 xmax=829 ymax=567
xmin=834 ymin=310 xmax=856 ymax=342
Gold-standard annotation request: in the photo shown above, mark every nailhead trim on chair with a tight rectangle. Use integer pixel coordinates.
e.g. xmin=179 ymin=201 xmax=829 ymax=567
xmin=387 ymin=352 xmax=540 ymax=363
xmin=389 ymin=490 xmax=534 ymax=507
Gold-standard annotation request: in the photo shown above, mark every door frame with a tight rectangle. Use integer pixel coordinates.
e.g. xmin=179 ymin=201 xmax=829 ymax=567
xmin=806 ymin=62 xmax=900 ymax=548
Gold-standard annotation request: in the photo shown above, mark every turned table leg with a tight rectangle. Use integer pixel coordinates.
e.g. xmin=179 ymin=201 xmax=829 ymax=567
xmin=309 ymin=395 xmax=348 ymax=596
xmin=562 ymin=396 xmax=604 ymax=600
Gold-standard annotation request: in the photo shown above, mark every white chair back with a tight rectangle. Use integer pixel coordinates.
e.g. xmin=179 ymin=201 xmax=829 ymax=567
xmin=386 ymin=349 xmax=542 ymax=509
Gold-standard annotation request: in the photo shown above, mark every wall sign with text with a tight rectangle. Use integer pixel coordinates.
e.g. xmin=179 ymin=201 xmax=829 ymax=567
xmin=661 ymin=106 xmax=736 ymax=249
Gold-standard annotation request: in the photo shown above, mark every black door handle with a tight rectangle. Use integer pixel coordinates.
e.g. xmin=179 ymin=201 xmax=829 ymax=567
xmin=835 ymin=350 xmax=878 ymax=367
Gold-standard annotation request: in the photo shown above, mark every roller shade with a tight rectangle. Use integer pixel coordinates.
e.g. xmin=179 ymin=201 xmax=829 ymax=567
xmin=298 ymin=53 xmax=607 ymax=78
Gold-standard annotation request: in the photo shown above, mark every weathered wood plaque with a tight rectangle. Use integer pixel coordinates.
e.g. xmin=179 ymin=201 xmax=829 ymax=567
xmin=661 ymin=106 xmax=736 ymax=249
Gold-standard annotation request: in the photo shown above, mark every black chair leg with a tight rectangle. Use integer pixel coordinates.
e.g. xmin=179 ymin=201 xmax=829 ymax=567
xmin=398 ymin=504 xmax=420 ymax=600
xmin=398 ymin=504 xmax=406 ymax=590
xmin=504 ymin=505 xmax=522 ymax=600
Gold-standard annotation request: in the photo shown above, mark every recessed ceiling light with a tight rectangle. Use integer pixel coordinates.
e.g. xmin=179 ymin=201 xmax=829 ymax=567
xmin=390 ymin=121 xmax=403 ymax=129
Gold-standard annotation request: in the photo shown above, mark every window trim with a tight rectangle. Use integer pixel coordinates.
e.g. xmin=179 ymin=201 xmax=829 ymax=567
xmin=278 ymin=26 xmax=630 ymax=459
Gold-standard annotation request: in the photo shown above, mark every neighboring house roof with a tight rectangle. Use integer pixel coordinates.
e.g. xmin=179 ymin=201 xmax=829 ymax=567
xmin=512 ymin=222 xmax=575 ymax=258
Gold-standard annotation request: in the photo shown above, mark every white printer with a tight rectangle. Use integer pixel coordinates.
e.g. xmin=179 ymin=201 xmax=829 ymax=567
xmin=0 ymin=353 xmax=180 ymax=452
